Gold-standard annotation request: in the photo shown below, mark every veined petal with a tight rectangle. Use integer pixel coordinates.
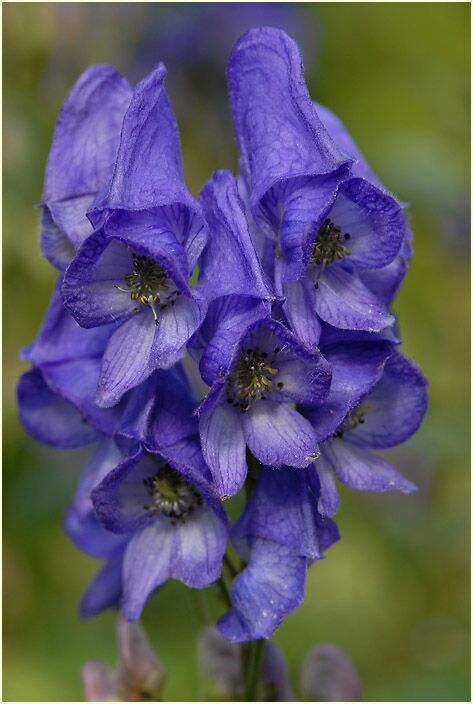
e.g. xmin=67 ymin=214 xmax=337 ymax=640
xmin=242 ymin=402 xmax=318 ymax=468
xmin=315 ymin=266 xmax=394 ymax=332
xmin=41 ymin=64 xmax=132 ymax=246
xmin=323 ymin=439 xmax=417 ymax=494
xmin=80 ymin=555 xmax=124 ymax=618
xmin=17 ymin=369 xmax=98 ymax=449
xmin=199 ymin=405 xmax=247 ymax=497
xmin=97 ymin=314 xmax=157 ymax=407
xmin=199 ymin=169 xmax=274 ymax=302
xmin=280 ymin=276 xmax=322 ymax=348
xmin=217 ymin=538 xmax=307 ymax=642
xmin=228 ymin=27 xmax=351 ymax=207
xmin=346 ymin=351 xmax=428 ymax=449
xmin=150 ymin=293 xmax=206 ymax=370
xmin=310 ymin=455 xmax=340 ymax=517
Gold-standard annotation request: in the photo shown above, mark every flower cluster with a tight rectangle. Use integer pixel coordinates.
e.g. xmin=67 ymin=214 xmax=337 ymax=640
xmin=18 ymin=27 xmax=427 ymax=649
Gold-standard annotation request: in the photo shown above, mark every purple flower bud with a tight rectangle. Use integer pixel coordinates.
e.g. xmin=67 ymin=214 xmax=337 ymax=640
xmin=299 ymin=644 xmax=362 ymax=702
xmin=82 ymin=661 xmax=116 ymax=702
xmin=198 ymin=626 xmax=242 ymax=698
xmin=116 ymin=618 xmax=166 ymax=700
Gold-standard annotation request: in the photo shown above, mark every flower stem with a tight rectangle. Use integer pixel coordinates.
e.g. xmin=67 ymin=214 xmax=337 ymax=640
xmin=244 ymin=639 xmax=265 ymax=701
xmin=217 ymin=577 xmax=232 ymax=608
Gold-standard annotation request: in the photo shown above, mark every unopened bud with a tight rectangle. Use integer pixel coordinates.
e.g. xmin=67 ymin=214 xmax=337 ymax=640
xmin=198 ymin=625 xmax=242 ymax=697
xmin=299 ymin=644 xmax=362 ymax=701
xmin=116 ymin=618 xmax=166 ymax=700
xmin=82 ymin=661 xmax=116 ymax=702
xmin=260 ymin=641 xmax=296 ymax=701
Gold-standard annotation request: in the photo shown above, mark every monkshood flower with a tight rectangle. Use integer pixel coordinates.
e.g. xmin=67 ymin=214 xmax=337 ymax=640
xmin=92 ymin=438 xmax=229 ymax=620
xmin=195 ymin=296 xmax=332 ymax=496
xmin=302 ymin=344 xmax=428 ymax=516
xmin=217 ymin=466 xmax=339 ymax=641
xmin=228 ymin=27 xmax=409 ymax=346
xmin=40 ymin=64 xmax=132 ymax=270
xmin=62 ymin=64 xmax=207 ymax=406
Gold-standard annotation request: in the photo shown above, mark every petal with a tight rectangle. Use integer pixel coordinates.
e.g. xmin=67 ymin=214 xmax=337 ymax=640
xmin=315 ymin=266 xmax=394 ymax=331
xmin=198 ymin=296 xmax=269 ymax=386
xmin=122 ymin=508 xmax=226 ymax=620
xmin=150 ymin=293 xmax=206 ymax=369
xmin=80 ymin=555 xmax=124 ymax=618
xmin=65 ymin=507 xmax=126 ymax=559
xmin=323 ymin=439 xmax=417 ymax=494
xmin=347 ymin=351 xmax=428 ymax=449
xmin=328 ymin=179 xmax=405 ymax=269
xmin=24 ymin=280 xmax=113 ymax=367
xmin=233 ymin=465 xmax=336 ymax=559
xmin=62 ymin=233 xmax=138 ymax=328
xmin=359 ymin=254 xmax=408 ymax=305
xmin=97 ymin=314 xmax=157 ymax=407
xmin=41 ymin=64 xmax=132 ymax=242
xmin=228 ymin=27 xmax=350 ymax=208
xmin=242 ymin=402 xmax=318 ymax=468
xmin=310 ymin=456 xmax=340 ymax=517
xmin=217 ymin=538 xmax=307 ymax=642
xmin=280 ymin=276 xmax=322 ymax=348
xmin=90 ymin=64 xmax=198 ymax=218
xmin=17 ymin=369 xmax=98 ymax=449
xmin=199 ymin=405 xmax=247 ymax=497
xmin=302 ymin=341 xmax=393 ymax=442
xmin=40 ymin=207 xmax=76 ymax=270
xmin=199 ymin=169 xmax=274 ymax=302
xmin=72 ymin=438 xmax=125 ymax=520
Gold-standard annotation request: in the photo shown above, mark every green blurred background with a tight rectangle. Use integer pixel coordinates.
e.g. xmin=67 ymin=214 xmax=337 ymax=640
xmin=3 ymin=3 xmax=470 ymax=701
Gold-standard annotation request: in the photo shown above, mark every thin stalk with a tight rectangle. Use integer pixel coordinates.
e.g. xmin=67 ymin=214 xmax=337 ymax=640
xmin=244 ymin=639 xmax=265 ymax=702
xmin=223 ymin=553 xmax=239 ymax=578
xmin=216 ymin=577 xmax=232 ymax=608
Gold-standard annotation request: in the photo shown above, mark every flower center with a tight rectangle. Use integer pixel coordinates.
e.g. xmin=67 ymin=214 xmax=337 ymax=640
xmin=335 ymin=406 xmax=366 ymax=439
xmin=143 ymin=465 xmax=202 ymax=520
xmin=115 ymin=253 xmax=170 ymax=325
xmin=312 ymin=219 xmax=351 ymax=288
xmin=226 ymin=348 xmax=279 ymax=413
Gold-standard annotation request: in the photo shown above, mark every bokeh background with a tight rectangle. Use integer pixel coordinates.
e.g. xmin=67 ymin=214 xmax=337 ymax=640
xmin=3 ymin=3 xmax=470 ymax=701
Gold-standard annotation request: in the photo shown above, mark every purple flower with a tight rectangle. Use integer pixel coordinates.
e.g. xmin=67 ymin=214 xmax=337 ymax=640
xmin=62 ymin=64 xmax=207 ymax=406
xmin=196 ymin=299 xmax=332 ymax=496
xmin=303 ymin=348 xmax=428 ymax=516
xmin=91 ymin=440 xmax=229 ymax=620
xmin=228 ymin=27 xmax=409 ymax=346
xmin=217 ymin=466 xmax=339 ymax=642
xmin=40 ymin=64 xmax=132 ymax=270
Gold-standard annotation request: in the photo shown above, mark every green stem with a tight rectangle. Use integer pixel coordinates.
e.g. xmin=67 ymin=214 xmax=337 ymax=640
xmin=244 ymin=639 xmax=265 ymax=702
xmin=217 ymin=577 xmax=232 ymax=608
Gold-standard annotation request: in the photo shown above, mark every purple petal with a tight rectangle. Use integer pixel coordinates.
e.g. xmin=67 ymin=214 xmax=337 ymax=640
xmin=41 ymin=64 xmax=132 ymax=248
xmin=322 ymin=439 xmax=417 ymax=494
xmin=309 ymin=457 xmax=340 ymax=517
xmin=198 ymin=297 xmax=269 ymax=386
xmin=17 ymin=369 xmax=98 ymax=449
xmin=122 ymin=508 xmax=227 ymax=620
xmin=200 ymin=405 xmax=247 ymax=497
xmin=65 ymin=507 xmax=126 ymax=559
xmin=96 ymin=314 xmax=157 ymax=407
xmin=347 ymin=351 xmax=428 ymax=449
xmin=72 ymin=438 xmax=125 ymax=520
xmin=228 ymin=27 xmax=350 ymax=207
xmin=217 ymin=538 xmax=307 ymax=642
xmin=279 ymin=274 xmax=322 ymax=347
xmin=81 ymin=555 xmax=124 ymax=618
xmin=242 ymin=402 xmax=318 ymax=468
xmin=90 ymin=64 xmax=199 ymax=219
xmin=315 ymin=266 xmax=394 ymax=332
xmin=40 ymin=208 xmax=76 ymax=270
xmin=234 ymin=465 xmax=337 ymax=559
xmin=303 ymin=341 xmax=393 ymax=442
xmin=359 ymin=254 xmax=408 ymax=305
xmin=150 ymin=293 xmax=206 ymax=369
xmin=199 ymin=169 xmax=274 ymax=302
xmin=328 ymin=179 xmax=405 ymax=269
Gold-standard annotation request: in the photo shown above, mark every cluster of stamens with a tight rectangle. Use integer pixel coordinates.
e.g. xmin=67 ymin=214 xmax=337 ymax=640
xmin=226 ymin=347 xmax=283 ymax=412
xmin=335 ymin=406 xmax=366 ymax=439
xmin=115 ymin=253 xmax=176 ymax=325
xmin=312 ymin=218 xmax=351 ymax=288
xmin=143 ymin=465 xmax=202 ymax=521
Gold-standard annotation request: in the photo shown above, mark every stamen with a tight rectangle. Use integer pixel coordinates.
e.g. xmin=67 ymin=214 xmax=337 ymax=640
xmin=312 ymin=219 xmax=351 ymax=287
xmin=335 ymin=406 xmax=366 ymax=439
xmin=143 ymin=465 xmax=202 ymax=521
xmin=116 ymin=252 xmax=170 ymax=323
xmin=226 ymin=348 xmax=279 ymax=412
